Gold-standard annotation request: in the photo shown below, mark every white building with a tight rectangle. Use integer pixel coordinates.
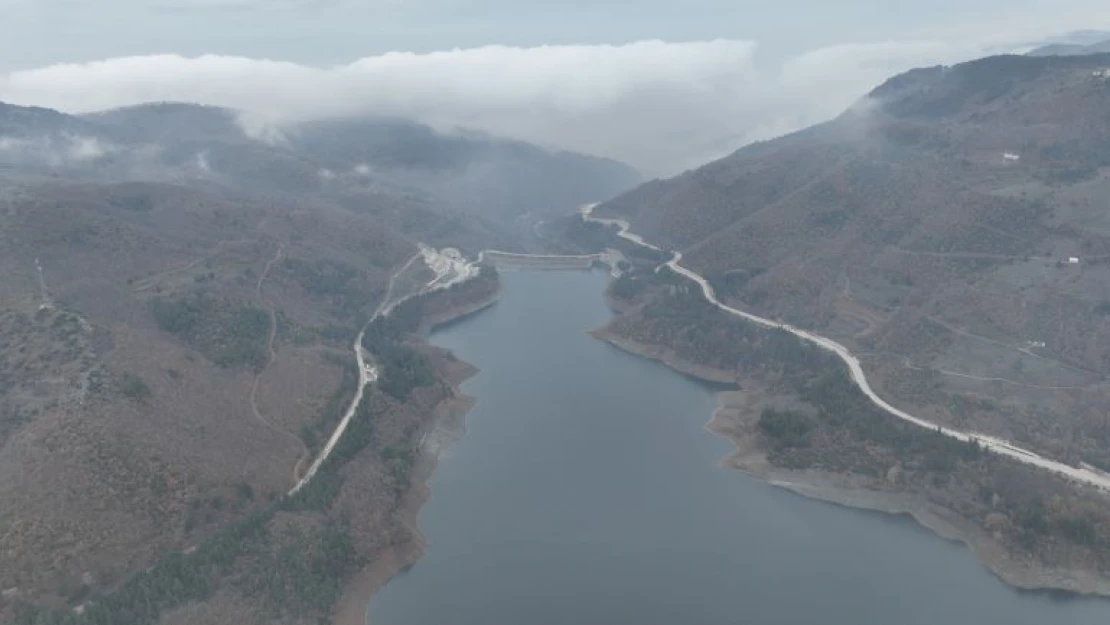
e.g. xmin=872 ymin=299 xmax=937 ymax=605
xmin=1068 ymin=257 xmax=1080 ymax=265
xmin=1002 ymin=152 xmax=1021 ymax=162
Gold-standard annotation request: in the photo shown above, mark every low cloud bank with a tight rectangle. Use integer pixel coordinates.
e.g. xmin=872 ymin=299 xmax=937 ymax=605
xmin=0 ymin=39 xmax=986 ymax=174
xmin=0 ymin=134 xmax=117 ymax=166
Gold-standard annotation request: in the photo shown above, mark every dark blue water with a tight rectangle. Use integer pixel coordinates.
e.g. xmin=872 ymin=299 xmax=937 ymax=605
xmin=366 ymin=269 xmax=1110 ymax=625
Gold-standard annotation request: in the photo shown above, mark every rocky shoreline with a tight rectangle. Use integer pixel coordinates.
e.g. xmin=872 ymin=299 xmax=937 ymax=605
xmin=594 ymin=326 xmax=1110 ymax=598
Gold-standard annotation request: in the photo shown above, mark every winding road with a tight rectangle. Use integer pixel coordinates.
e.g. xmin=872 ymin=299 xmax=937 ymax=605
xmin=288 ymin=243 xmax=620 ymax=496
xmin=289 ymin=252 xmax=422 ymax=495
xmin=284 ymin=202 xmax=1110 ymax=497
xmin=580 ymin=204 xmax=1110 ymax=493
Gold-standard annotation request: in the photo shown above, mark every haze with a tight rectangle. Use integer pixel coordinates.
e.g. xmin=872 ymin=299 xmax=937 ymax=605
xmin=3 ymin=0 xmax=1110 ymax=174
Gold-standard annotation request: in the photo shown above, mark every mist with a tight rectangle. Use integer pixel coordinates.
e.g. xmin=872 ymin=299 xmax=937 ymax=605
xmin=0 ymin=134 xmax=118 ymax=167
xmin=0 ymin=38 xmax=1015 ymax=175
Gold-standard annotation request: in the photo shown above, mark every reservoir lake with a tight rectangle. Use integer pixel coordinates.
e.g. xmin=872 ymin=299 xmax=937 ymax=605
xmin=366 ymin=269 xmax=1110 ymax=625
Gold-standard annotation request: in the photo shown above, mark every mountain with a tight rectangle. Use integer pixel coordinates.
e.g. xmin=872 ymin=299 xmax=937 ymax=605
xmin=588 ymin=51 xmax=1110 ymax=584
xmin=286 ymin=116 xmax=641 ymax=227
xmin=0 ymin=101 xmax=98 ymax=137
xmin=0 ymin=99 xmax=632 ymax=623
xmin=599 ymin=52 xmax=1110 ymax=481
xmin=1028 ymin=39 xmax=1110 ymax=57
xmin=2 ymin=101 xmax=639 ymax=239
xmin=82 ymin=103 xmax=639 ymax=230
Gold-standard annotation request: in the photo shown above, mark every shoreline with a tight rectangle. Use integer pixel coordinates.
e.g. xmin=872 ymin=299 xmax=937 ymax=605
xmin=419 ymin=284 xmax=504 ymax=335
xmin=334 ymin=271 xmax=1110 ymax=625
xmin=579 ymin=204 xmax=1110 ymax=493
xmin=332 ymin=287 xmax=499 ymax=625
xmin=332 ymin=384 xmax=478 ymax=625
xmin=589 ymin=326 xmax=737 ymax=385
xmin=595 ymin=326 xmax=1110 ymax=598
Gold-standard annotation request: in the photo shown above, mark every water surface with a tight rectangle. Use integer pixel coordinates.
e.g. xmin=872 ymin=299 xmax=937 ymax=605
xmin=367 ymin=269 xmax=1110 ymax=625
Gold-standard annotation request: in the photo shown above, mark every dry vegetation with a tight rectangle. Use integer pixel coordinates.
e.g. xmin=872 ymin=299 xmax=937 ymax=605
xmin=0 ymin=96 xmax=640 ymax=624
xmin=577 ymin=56 xmax=1110 ymax=584
xmin=601 ymin=275 xmax=1110 ymax=584
xmin=0 ymin=169 xmax=491 ymax=623
xmin=594 ymin=55 xmax=1110 ymax=490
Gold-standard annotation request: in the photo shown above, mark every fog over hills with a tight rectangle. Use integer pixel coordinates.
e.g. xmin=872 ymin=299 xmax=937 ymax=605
xmin=0 ymin=100 xmax=640 ymax=228
xmin=9 ymin=10 xmax=1110 ymax=623
xmin=0 ymin=93 xmax=637 ymax=623
xmin=580 ymin=50 xmax=1110 ymax=588
xmin=600 ymin=51 xmax=1110 ymax=470
xmin=0 ymin=40 xmax=995 ymax=175
xmin=1028 ymin=39 xmax=1110 ymax=57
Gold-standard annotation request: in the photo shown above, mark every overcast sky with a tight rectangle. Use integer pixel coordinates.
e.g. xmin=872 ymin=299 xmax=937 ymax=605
xmin=3 ymin=1 xmax=1110 ymax=173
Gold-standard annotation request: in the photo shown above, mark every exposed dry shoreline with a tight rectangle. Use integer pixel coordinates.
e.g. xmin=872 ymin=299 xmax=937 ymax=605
xmin=594 ymin=326 xmax=1110 ymax=598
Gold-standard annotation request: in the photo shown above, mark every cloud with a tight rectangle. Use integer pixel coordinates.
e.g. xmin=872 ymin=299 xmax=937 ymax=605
xmin=66 ymin=134 xmax=113 ymax=160
xmin=0 ymin=39 xmax=988 ymax=175
xmin=194 ymin=150 xmax=211 ymax=172
xmin=0 ymin=133 xmax=115 ymax=165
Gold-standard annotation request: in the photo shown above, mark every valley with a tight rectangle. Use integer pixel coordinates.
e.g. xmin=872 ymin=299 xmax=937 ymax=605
xmin=0 ymin=100 xmax=637 ymax=625
xmin=583 ymin=52 xmax=1110 ymax=593
xmin=7 ymin=43 xmax=1110 ymax=625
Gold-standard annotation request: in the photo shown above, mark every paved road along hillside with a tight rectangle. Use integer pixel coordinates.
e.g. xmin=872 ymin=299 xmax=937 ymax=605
xmin=580 ymin=204 xmax=1110 ymax=493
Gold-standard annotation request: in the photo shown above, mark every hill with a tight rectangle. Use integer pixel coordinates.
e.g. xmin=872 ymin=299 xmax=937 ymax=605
xmin=284 ymin=116 xmax=641 ymax=230
xmin=3 ymin=101 xmax=639 ymax=243
xmin=600 ymin=52 xmax=1110 ymax=461
xmin=0 ymin=99 xmax=630 ymax=623
xmin=1028 ymin=39 xmax=1110 ymax=57
xmin=591 ymin=53 xmax=1110 ymax=584
xmin=84 ymin=103 xmax=640 ymax=233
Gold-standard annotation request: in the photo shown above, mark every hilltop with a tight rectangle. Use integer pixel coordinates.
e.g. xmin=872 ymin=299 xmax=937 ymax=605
xmin=1028 ymin=38 xmax=1110 ymax=57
